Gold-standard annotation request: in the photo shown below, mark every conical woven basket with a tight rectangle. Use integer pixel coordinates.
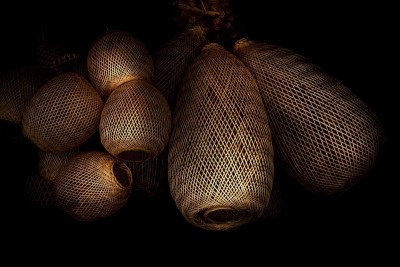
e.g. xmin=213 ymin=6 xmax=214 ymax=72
xmin=25 ymin=175 xmax=54 ymax=207
xmin=0 ymin=66 xmax=48 ymax=137
xmin=234 ymin=39 xmax=385 ymax=195
xmin=100 ymin=80 xmax=171 ymax=162
xmin=87 ymin=30 xmax=154 ymax=98
xmin=53 ymin=151 xmax=132 ymax=221
xmin=153 ymin=26 xmax=207 ymax=108
xmin=169 ymin=43 xmax=274 ymax=231
xmin=22 ymin=72 xmax=103 ymax=152
xmin=39 ymin=147 xmax=80 ymax=182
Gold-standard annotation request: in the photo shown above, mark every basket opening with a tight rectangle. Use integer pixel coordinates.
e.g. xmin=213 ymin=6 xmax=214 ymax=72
xmin=112 ymin=163 xmax=131 ymax=188
xmin=118 ymin=150 xmax=151 ymax=162
xmin=0 ymin=120 xmax=22 ymax=138
xmin=205 ymin=208 xmax=244 ymax=223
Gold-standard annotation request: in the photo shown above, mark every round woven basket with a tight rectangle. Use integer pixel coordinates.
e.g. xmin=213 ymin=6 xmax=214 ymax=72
xmin=22 ymin=72 xmax=103 ymax=152
xmin=87 ymin=30 xmax=154 ymax=98
xmin=53 ymin=151 xmax=132 ymax=221
xmin=39 ymin=147 xmax=80 ymax=183
xmin=100 ymin=80 xmax=171 ymax=162
xmin=0 ymin=66 xmax=48 ymax=137
xmin=234 ymin=39 xmax=385 ymax=195
xmin=153 ymin=26 xmax=207 ymax=108
xmin=25 ymin=175 xmax=54 ymax=207
xmin=169 ymin=43 xmax=274 ymax=231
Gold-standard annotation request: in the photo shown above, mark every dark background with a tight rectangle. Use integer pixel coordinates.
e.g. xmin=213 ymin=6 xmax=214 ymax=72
xmin=0 ymin=1 xmax=396 ymax=259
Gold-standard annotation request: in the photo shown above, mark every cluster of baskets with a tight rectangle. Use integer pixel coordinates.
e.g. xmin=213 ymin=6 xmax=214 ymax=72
xmin=0 ymin=23 xmax=384 ymax=230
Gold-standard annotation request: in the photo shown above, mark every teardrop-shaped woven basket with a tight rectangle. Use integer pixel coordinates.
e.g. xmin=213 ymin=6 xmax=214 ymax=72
xmin=53 ymin=151 xmax=133 ymax=221
xmin=25 ymin=175 xmax=54 ymax=207
xmin=100 ymin=80 xmax=171 ymax=162
xmin=0 ymin=66 xmax=48 ymax=137
xmin=22 ymin=72 xmax=103 ymax=152
xmin=153 ymin=26 xmax=207 ymax=108
xmin=87 ymin=30 xmax=154 ymax=98
xmin=39 ymin=147 xmax=80 ymax=182
xmin=169 ymin=43 xmax=274 ymax=231
xmin=234 ymin=39 xmax=385 ymax=195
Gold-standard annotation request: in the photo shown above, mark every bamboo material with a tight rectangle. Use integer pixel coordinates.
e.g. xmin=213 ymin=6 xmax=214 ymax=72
xmin=39 ymin=147 xmax=80 ymax=182
xmin=234 ymin=39 xmax=385 ymax=195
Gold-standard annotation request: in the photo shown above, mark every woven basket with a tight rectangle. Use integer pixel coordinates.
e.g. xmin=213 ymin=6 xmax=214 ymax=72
xmin=25 ymin=175 xmax=54 ymax=207
xmin=126 ymin=149 xmax=168 ymax=196
xmin=53 ymin=151 xmax=132 ymax=221
xmin=153 ymin=26 xmax=207 ymax=108
xmin=39 ymin=147 xmax=80 ymax=183
xmin=0 ymin=66 xmax=48 ymax=137
xmin=37 ymin=44 xmax=79 ymax=72
xmin=234 ymin=39 xmax=385 ymax=195
xmin=100 ymin=80 xmax=171 ymax=162
xmin=169 ymin=43 xmax=274 ymax=231
xmin=22 ymin=72 xmax=103 ymax=152
xmin=87 ymin=30 xmax=154 ymax=98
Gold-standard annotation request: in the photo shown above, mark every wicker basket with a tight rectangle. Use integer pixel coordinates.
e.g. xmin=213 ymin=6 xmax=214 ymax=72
xmin=100 ymin=80 xmax=171 ymax=162
xmin=25 ymin=175 xmax=54 ymax=207
xmin=153 ymin=26 xmax=207 ymax=108
xmin=169 ymin=43 xmax=274 ymax=231
xmin=234 ymin=39 xmax=385 ymax=195
xmin=53 ymin=151 xmax=132 ymax=221
xmin=0 ymin=66 xmax=48 ymax=137
xmin=22 ymin=72 xmax=103 ymax=152
xmin=39 ymin=147 xmax=80 ymax=183
xmin=87 ymin=30 xmax=154 ymax=98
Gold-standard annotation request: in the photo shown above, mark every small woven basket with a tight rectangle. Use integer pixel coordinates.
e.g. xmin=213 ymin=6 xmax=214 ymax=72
xmin=53 ymin=151 xmax=132 ymax=221
xmin=39 ymin=147 xmax=80 ymax=182
xmin=234 ymin=39 xmax=385 ymax=195
xmin=22 ymin=72 xmax=103 ymax=152
xmin=100 ymin=80 xmax=171 ymax=162
xmin=169 ymin=43 xmax=274 ymax=231
xmin=87 ymin=30 xmax=154 ymax=98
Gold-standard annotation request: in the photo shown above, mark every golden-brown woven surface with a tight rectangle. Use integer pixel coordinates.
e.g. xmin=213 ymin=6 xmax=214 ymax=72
xmin=39 ymin=147 xmax=80 ymax=182
xmin=53 ymin=151 xmax=132 ymax=221
xmin=87 ymin=30 xmax=154 ymax=98
xmin=25 ymin=175 xmax=54 ymax=207
xmin=0 ymin=66 xmax=48 ymax=136
xmin=100 ymin=80 xmax=171 ymax=162
xmin=169 ymin=43 xmax=274 ymax=231
xmin=153 ymin=26 xmax=207 ymax=108
xmin=22 ymin=72 xmax=103 ymax=152
xmin=234 ymin=39 xmax=385 ymax=195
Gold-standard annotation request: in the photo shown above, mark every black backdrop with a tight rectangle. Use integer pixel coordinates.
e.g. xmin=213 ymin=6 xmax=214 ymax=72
xmin=0 ymin=1 xmax=396 ymax=260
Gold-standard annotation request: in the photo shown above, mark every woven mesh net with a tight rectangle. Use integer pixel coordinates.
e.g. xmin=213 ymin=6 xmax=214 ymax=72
xmin=169 ymin=43 xmax=274 ymax=231
xmin=53 ymin=151 xmax=132 ymax=221
xmin=22 ymin=72 xmax=104 ymax=152
xmin=87 ymin=30 xmax=154 ymax=98
xmin=234 ymin=39 xmax=385 ymax=195
xmin=125 ymin=150 xmax=168 ymax=196
xmin=25 ymin=175 xmax=54 ymax=207
xmin=39 ymin=147 xmax=80 ymax=183
xmin=0 ymin=66 xmax=48 ymax=137
xmin=153 ymin=26 xmax=207 ymax=109
xmin=37 ymin=44 xmax=79 ymax=72
xmin=100 ymin=80 xmax=171 ymax=162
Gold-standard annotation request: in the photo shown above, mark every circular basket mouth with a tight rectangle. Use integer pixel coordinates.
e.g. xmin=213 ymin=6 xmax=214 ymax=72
xmin=196 ymin=207 xmax=251 ymax=230
xmin=0 ymin=120 xmax=22 ymax=138
xmin=118 ymin=149 xmax=152 ymax=162
xmin=112 ymin=162 xmax=132 ymax=188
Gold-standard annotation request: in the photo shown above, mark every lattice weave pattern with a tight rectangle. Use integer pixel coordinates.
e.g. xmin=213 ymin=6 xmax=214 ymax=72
xmin=87 ymin=30 xmax=154 ymax=98
xmin=25 ymin=175 xmax=54 ymax=207
xmin=153 ymin=26 xmax=207 ymax=108
xmin=100 ymin=80 xmax=171 ymax=162
xmin=37 ymin=44 xmax=79 ymax=72
xmin=22 ymin=72 xmax=103 ymax=152
xmin=234 ymin=39 xmax=385 ymax=195
xmin=53 ymin=151 xmax=132 ymax=221
xmin=169 ymin=43 xmax=274 ymax=231
xmin=39 ymin=147 xmax=80 ymax=182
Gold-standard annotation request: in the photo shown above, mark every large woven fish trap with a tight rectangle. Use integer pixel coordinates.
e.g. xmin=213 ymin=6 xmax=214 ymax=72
xmin=0 ymin=66 xmax=48 ymax=137
xmin=169 ymin=43 xmax=274 ymax=231
xmin=87 ymin=30 xmax=154 ymax=98
xmin=22 ymin=72 xmax=103 ymax=152
xmin=126 ymin=149 xmax=168 ymax=197
xmin=153 ymin=26 xmax=207 ymax=109
xmin=53 ymin=151 xmax=133 ymax=221
xmin=25 ymin=175 xmax=54 ymax=207
xmin=234 ymin=39 xmax=385 ymax=195
xmin=100 ymin=80 xmax=171 ymax=162
xmin=39 ymin=147 xmax=80 ymax=183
